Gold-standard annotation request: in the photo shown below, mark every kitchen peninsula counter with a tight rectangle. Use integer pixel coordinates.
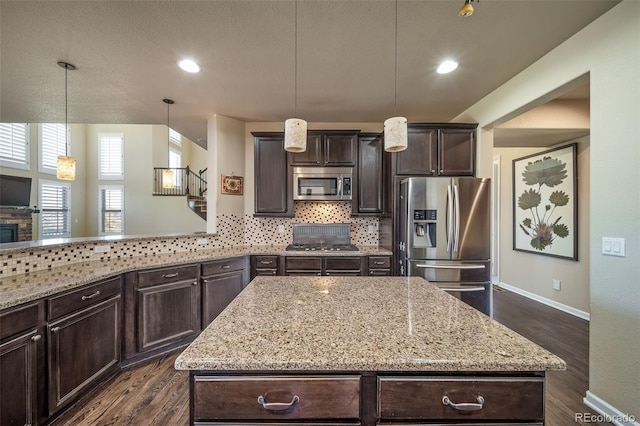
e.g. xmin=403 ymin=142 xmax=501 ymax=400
xmin=175 ymin=276 xmax=565 ymax=424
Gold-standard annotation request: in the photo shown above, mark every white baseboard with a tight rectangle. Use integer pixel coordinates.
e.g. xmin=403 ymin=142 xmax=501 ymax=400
xmin=496 ymin=281 xmax=590 ymax=321
xmin=583 ymin=391 xmax=639 ymax=426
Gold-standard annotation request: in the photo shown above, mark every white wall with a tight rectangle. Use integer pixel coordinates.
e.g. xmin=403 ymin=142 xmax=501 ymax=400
xmin=456 ymin=1 xmax=639 ymax=418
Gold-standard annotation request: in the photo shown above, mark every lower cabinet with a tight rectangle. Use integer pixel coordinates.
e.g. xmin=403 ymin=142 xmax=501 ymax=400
xmin=46 ymin=277 xmax=122 ymax=416
xmin=133 ymin=265 xmax=200 ymax=355
xmin=0 ymin=301 xmax=44 ymax=426
xmin=368 ymin=256 xmax=391 ymax=276
xmin=250 ymin=255 xmax=281 ymax=279
xmin=201 ymin=257 xmax=249 ymax=328
xmin=190 ymin=372 xmax=546 ymax=425
xmin=285 ymin=256 xmax=365 ymax=276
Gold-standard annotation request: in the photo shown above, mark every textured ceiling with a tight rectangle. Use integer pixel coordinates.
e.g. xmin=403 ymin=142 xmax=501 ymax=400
xmin=0 ymin=1 xmax=618 ymax=146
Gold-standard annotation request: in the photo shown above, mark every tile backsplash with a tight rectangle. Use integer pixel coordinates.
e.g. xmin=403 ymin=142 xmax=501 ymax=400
xmin=0 ymin=202 xmax=378 ymax=277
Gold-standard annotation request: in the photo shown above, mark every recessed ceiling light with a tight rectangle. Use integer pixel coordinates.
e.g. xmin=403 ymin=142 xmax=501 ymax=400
xmin=437 ymin=60 xmax=458 ymax=74
xmin=178 ymin=59 xmax=200 ymax=73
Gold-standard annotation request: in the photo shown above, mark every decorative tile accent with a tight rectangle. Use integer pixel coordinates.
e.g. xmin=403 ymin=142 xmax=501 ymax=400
xmin=0 ymin=203 xmax=379 ymax=278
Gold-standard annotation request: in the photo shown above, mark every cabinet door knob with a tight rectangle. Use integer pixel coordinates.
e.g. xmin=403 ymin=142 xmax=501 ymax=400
xmin=257 ymin=395 xmax=299 ymax=411
xmin=51 ymin=327 xmax=61 ymax=333
xmin=192 ymin=281 xmax=198 ymax=285
xmin=31 ymin=334 xmax=42 ymax=342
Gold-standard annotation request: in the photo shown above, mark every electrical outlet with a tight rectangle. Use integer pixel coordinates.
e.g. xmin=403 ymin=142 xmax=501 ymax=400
xmin=368 ymin=224 xmax=376 ymax=234
xmin=197 ymin=238 xmax=208 ymax=245
xmin=278 ymin=225 xmax=285 ymax=234
xmin=94 ymin=244 xmax=111 ymax=253
xmin=553 ymin=279 xmax=561 ymax=291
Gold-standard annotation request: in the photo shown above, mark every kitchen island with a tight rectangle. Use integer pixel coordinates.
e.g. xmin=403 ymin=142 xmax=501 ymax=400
xmin=175 ymin=276 xmax=565 ymax=424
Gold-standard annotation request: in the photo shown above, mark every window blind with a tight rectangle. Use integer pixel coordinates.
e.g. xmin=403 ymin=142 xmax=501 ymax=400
xmin=0 ymin=123 xmax=29 ymax=167
xmin=100 ymin=186 xmax=123 ymax=234
xmin=40 ymin=181 xmax=71 ymax=237
xmin=99 ymin=134 xmax=124 ymax=179
xmin=169 ymin=128 xmax=182 ymax=146
xmin=40 ymin=123 xmax=68 ymax=173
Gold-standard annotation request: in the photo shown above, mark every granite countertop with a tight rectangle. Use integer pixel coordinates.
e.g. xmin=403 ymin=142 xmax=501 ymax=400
xmin=174 ymin=276 xmax=566 ymax=372
xmin=0 ymin=245 xmax=391 ymax=310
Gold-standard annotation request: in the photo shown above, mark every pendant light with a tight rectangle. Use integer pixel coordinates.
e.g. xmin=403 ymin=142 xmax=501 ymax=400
xmin=162 ymin=98 xmax=176 ymax=189
xmin=458 ymin=0 xmax=475 ymax=17
xmin=56 ymin=61 xmax=77 ymax=180
xmin=384 ymin=0 xmax=407 ymax=153
xmin=284 ymin=0 xmax=307 ymax=153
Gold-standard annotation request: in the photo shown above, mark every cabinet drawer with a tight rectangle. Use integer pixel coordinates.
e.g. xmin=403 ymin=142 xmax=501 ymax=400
xmin=253 ymin=256 xmax=279 ymax=269
xmin=368 ymin=256 xmax=391 ymax=269
xmin=378 ymin=376 xmax=544 ymax=421
xmin=202 ymin=257 xmax=246 ymax=276
xmin=325 ymin=257 xmax=362 ymax=271
xmin=194 ymin=375 xmax=360 ymax=421
xmin=137 ymin=264 xmax=198 ymax=287
xmin=285 ymin=257 xmax=322 ymax=272
xmin=0 ymin=301 xmax=41 ymax=341
xmin=48 ymin=277 xmax=121 ymax=321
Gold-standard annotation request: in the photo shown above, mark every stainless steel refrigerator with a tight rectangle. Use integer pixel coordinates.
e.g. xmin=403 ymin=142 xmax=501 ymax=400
xmin=399 ymin=177 xmax=492 ymax=316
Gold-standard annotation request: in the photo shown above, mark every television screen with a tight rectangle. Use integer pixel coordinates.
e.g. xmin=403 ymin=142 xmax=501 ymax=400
xmin=0 ymin=174 xmax=32 ymax=207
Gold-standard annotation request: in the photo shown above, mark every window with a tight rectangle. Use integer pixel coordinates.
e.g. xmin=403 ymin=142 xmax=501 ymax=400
xmin=39 ymin=180 xmax=71 ymax=238
xmin=169 ymin=147 xmax=182 ymax=188
xmin=39 ymin=123 xmax=68 ymax=174
xmin=169 ymin=128 xmax=182 ymax=146
xmin=0 ymin=123 xmax=29 ymax=170
xmin=99 ymin=185 xmax=124 ymax=235
xmin=98 ymin=133 xmax=124 ymax=180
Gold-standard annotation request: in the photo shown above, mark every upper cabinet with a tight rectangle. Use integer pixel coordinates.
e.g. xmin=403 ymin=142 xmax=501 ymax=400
xmin=290 ymin=131 xmax=358 ymax=167
xmin=395 ymin=123 xmax=477 ymax=176
xmin=253 ymin=132 xmax=294 ymax=217
xmin=352 ymin=133 xmax=389 ymax=216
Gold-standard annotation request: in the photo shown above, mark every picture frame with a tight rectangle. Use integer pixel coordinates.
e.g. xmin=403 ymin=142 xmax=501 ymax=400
xmin=512 ymin=143 xmax=578 ymax=260
xmin=221 ymin=174 xmax=243 ymax=195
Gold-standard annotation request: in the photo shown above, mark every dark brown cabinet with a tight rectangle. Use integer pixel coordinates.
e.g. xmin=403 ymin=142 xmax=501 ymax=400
xmin=127 ymin=264 xmax=200 ymax=358
xmin=285 ymin=256 xmax=364 ymax=276
xmin=290 ymin=131 xmax=358 ymax=167
xmin=285 ymin=256 xmax=323 ymax=276
xmin=395 ymin=123 xmax=477 ymax=176
xmin=368 ymin=256 xmax=391 ymax=276
xmin=253 ymin=132 xmax=293 ymax=217
xmin=46 ymin=277 xmax=121 ymax=415
xmin=352 ymin=133 xmax=388 ymax=215
xmin=201 ymin=257 xmax=249 ymax=328
xmin=0 ymin=301 xmax=44 ymax=426
xmin=250 ymin=255 xmax=281 ymax=279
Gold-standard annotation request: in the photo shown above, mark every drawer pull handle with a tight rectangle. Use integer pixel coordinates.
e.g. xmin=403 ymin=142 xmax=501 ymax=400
xmin=260 ymin=261 xmax=272 ymax=265
xmin=221 ymin=265 xmax=231 ymax=269
xmin=81 ymin=290 xmax=101 ymax=301
xmin=162 ymin=273 xmax=179 ymax=278
xmin=374 ymin=261 xmax=386 ymax=265
xmin=442 ymin=395 xmax=485 ymax=411
xmin=257 ymin=395 xmax=299 ymax=411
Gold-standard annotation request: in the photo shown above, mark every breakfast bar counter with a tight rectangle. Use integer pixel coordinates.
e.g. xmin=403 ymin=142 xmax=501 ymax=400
xmin=175 ymin=276 xmax=565 ymax=424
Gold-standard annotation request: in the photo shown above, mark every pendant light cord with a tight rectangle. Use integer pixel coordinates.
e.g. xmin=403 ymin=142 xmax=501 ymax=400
xmin=294 ymin=0 xmax=298 ymax=117
xmin=394 ymin=0 xmax=398 ymax=116
xmin=64 ymin=65 xmax=68 ymax=156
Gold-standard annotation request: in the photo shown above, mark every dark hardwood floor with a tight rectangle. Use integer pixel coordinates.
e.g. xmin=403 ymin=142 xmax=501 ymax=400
xmin=53 ymin=287 xmax=608 ymax=425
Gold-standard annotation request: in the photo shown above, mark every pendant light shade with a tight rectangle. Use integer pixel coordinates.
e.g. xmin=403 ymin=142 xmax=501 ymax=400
xmin=56 ymin=156 xmax=76 ymax=180
xmin=458 ymin=0 xmax=474 ymax=17
xmin=384 ymin=117 xmax=408 ymax=152
xmin=56 ymin=61 xmax=76 ymax=180
xmin=284 ymin=118 xmax=307 ymax=153
xmin=162 ymin=98 xmax=176 ymax=189
xmin=384 ymin=0 xmax=408 ymax=153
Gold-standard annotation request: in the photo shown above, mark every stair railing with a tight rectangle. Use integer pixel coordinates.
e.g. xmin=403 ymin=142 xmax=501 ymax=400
xmin=153 ymin=167 xmax=207 ymax=197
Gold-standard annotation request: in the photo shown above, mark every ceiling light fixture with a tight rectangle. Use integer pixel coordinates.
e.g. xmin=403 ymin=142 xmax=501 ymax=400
xmin=178 ymin=59 xmax=201 ymax=73
xmin=384 ymin=0 xmax=408 ymax=153
xmin=284 ymin=0 xmax=307 ymax=153
xmin=162 ymin=98 xmax=176 ymax=189
xmin=458 ymin=0 xmax=475 ymax=17
xmin=437 ymin=60 xmax=459 ymax=74
xmin=56 ymin=61 xmax=76 ymax=181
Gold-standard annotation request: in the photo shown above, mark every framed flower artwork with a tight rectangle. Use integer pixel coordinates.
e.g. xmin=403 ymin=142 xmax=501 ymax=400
xmin=512 ymin=143 xmax=578 ymax=260
xmin=221 ymin=174 xmax=243 ymax=195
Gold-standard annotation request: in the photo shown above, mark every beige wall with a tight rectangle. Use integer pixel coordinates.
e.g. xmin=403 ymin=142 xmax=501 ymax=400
xmin=494 ymin=139 xmax=590 ymax=314
xmin=456 ymin=1 xmax=639 ymax=418
xmin=212 ymin=115 xmax=246 ymax=217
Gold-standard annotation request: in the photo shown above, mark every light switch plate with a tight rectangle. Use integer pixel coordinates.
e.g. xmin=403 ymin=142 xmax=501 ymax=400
xmin=602 ymin=237 xmax=625 ymax=257
xmin=94 ymin=244 xmax=111 ymax=253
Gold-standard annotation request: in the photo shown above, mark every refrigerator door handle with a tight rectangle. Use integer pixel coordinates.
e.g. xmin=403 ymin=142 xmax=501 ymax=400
xmin=415 ymin=263 xmax=486 ymax=270
xmin=453 ymin=183 xmax=460 ymax=253
xmin=447 ymin=184 xmax=454 ymax=252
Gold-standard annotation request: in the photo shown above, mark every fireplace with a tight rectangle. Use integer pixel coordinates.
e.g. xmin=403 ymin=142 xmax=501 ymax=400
xmin=0 ymin=223 xmax=19 ymax=243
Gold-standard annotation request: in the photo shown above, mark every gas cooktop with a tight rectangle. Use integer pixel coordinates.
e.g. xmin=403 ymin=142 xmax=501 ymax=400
xmin=285 ymin=243 xmax=359 ymax=252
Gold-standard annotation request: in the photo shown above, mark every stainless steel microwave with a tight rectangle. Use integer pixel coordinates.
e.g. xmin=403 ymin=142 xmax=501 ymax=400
xmin=292 ymin=167 xmax=352 ymax=201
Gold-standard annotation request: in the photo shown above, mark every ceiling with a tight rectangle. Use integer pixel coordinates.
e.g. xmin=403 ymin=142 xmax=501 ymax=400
xmin=0 ymin=1 xmax=618 ymax=148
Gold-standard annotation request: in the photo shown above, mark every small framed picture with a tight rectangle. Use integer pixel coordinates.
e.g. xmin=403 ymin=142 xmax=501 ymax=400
xmin=221 ymin=175 xmax=243 ymax=195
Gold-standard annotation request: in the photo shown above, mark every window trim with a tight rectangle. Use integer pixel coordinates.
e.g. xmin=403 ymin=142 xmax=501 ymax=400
xmin=0 ymin=123 xmax=30 ymax=170
xmin=98 ymin=185 xmax=124 ymax=236
xmin=38 ymin=179 xmax=71 ymax=239
xmin=98 ymin=133 xmax=125 ymax=180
